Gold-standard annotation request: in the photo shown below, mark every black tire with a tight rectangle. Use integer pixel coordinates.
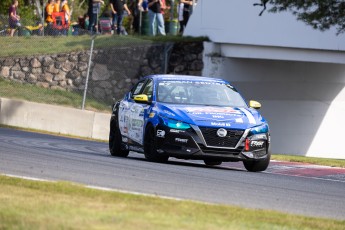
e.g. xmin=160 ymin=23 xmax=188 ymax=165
xmin=204 ymin=160 xmax=222 ymax=166
xmin=109 ymin=119 xmax=129 ymax=157
xmin=144 ymin=125 xmax=169 ymax=163
xmin=243 ymin=152 xmax=271 ymax=172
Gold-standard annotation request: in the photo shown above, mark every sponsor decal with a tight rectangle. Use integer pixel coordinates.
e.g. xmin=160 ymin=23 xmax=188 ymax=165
xmin=170 ymin=129 xmax=185 ymax=133
xmin=250 ymin=140 xmax=265 ymax=148
xmin=131 ymin=119 xmax=143 ymax=128
xmin=217 ymin=128 xmax=228 ymax=137
xmin=163 ymin=110 xmax=176 ymax=117
xmin=159 ymin=80 xmax=225 ymax=85
xmin=212 ymin=115 xmax=224 ymax=119
xmin=175 ymin=138 xmax=188 ymax=143
xmin=211 ymin=122 xmax=231 ymax=127
xmin=149 ymin=112 xmax=155 ymax=118
xmin=254 ymin=134 xmax=267 ymax=139
xmin=185 ymin=107 xmax=241 ymax=114
xmin=157 ymin=130 xmax=166 ymax=138
xmin=122 ymin=127 xmax=128 ymax=134
xmin=235 ymin=118 xmax=243 ymax=123
xmin=139 ymin=109 xmax=144 ymax=117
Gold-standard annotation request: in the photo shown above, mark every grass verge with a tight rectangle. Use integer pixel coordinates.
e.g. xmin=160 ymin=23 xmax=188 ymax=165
xmin=0 ymin=35 xmax=207 ymax=57
xmin=0 ymin=175 xmax=344 ymax=230
xmin=0 ymin=77 xmax=111 ymax=112
xmin=271 ymin=154 xmax=345 ymax=168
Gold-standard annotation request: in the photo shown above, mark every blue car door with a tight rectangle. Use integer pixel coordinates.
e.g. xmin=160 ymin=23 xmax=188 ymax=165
xmin=124 ymin=79 xmax=153 ymax=145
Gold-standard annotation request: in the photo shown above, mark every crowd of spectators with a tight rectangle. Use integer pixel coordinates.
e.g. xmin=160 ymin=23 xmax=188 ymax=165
xmin=7 ymin=0 xmax=196 ymax=37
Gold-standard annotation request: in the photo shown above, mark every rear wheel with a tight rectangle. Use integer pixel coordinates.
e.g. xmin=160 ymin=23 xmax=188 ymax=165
xmin=243 ymin=152 xmax=271 ymax=172
xmin=204 ymin=160 xmax=222 ymax=166
xmin=109 ymin=119 xmax=129 ymax=157
xmin=144 ymin=125 xmax=169 ymax=163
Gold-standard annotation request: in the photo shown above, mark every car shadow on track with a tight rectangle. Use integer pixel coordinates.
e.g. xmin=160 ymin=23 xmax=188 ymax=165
xmin=115 ymin=153 xmax=247 ymax=172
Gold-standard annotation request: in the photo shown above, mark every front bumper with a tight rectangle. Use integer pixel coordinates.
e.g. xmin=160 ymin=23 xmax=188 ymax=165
xmin=154 ymin=124 xmax=269 ymax=162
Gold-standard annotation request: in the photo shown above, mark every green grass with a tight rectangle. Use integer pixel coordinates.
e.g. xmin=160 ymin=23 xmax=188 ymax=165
xmin=0 ymin=35 xmax=207 ymax=57
xmin=0 ymin=175 xmax=344 ymax=230
xmin=271 ymin=154 xmax=345 ymax=168
xmin=0 ymin=77 xmax=111 ymax=112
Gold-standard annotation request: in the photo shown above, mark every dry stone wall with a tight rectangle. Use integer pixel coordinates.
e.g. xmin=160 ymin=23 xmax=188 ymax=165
xmin=0 ymin=42 xmax=203 ymax=104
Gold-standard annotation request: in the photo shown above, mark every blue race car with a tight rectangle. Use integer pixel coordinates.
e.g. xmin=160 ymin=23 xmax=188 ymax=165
xmin=109 ymin=75 xmax=270 ymax=172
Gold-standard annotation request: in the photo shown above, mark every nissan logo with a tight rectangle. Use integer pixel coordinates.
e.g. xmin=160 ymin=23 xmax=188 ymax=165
xmin=217 ymin=128 xmax=227 ymax=137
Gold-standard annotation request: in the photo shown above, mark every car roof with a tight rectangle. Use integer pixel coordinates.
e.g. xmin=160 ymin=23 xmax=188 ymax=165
xmin=146 ymin=74 xmax=230 ymax=84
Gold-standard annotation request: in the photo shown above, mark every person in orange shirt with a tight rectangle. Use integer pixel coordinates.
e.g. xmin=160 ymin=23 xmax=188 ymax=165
xmin=45 ymin=0 xmax=55 ymax=23
xmin=45 ymin=0 xmax=55 ymax=35
xmin=54 ymin=0 xmax=61 ymax=12
xmin=61 ymin=0 xmax=70 ymax=24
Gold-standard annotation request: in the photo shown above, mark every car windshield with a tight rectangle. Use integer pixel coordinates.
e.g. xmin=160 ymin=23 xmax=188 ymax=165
xmin=156 ymin=80 xmax=248 ymax=107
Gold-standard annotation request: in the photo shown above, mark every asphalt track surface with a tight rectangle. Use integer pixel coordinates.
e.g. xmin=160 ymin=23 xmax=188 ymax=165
xmin=0 ymin=127 xmax=345 ymax=220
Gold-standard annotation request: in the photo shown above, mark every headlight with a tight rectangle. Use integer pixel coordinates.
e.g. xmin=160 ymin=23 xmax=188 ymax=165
xmin=249 ymin=123 xmax=269 ymax=135
xmin=160 ymin=116 xmax=191 ymax=130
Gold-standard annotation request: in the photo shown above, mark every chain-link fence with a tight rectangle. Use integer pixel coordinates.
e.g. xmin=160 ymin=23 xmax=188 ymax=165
xmin=0 ymin=20 xmax=204 ymax=112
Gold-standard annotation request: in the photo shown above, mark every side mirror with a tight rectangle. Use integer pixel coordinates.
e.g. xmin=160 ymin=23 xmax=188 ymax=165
xmin=133 ymin=94 xmax=150 ymax=104
xmin=249 ymin=100 xmax=261 ymax=109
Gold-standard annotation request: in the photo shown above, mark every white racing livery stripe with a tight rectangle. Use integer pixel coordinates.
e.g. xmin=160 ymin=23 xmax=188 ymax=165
xmin=239 ymin=108 xmax=256 ymax=124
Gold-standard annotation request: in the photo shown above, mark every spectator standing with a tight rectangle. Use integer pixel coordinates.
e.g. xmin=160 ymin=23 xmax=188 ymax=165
xmin=88 ymin=0 xmax=104 ymax=33
xmin=178 ymin=1 xmax=184 ymax=34
xmin=160 ymin=0 xmax=169 ymax=34
xmin=147 ymin=0 xmax=165 ymax=36
xmin=54 ymin=0 xmax=61 ymax=12
xmin=110 ymin=0 xmax=131 ymax=35
xmin=180 ymin=0 xmax=192 ymax=33
xmin=160 ymin=0 xmax=168 ymax=16
xmin=138 ymin=0 xmax=148 ymax=11
xmin=61 ymin=0 xmax=70 ymax=25
xmin=8 ymin=0 xmax=20 ymax=37
xmin=45 ymin=0 xmax=55 ymax=35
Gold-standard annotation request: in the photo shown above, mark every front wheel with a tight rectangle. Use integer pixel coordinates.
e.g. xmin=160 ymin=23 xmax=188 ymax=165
xmin=243 ymin=152 xmax=271 ymax=172
xmin=144 ymin=125 xmax=169 ymax=163
xmin=109 ymin=119 xmax=129 ymax=157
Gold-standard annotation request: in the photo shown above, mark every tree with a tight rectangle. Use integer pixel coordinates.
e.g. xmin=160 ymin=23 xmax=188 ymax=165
xmin=254 ymin=0 xmax=345 ymax=35
xmin=0 ymin=0 xmax=88 ymax=24
xmin=0 ymin=0 xmax=37 ymax=24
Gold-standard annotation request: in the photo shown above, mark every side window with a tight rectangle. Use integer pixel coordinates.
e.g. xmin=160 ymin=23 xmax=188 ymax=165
xmin=141 ymin=80 xmax=153 ymax=101
xmin=131 ymin=80 xmax=146 ymax=99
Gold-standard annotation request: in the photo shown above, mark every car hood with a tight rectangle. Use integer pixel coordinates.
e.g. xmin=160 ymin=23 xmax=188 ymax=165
xmin=157 ymin=104 xmax=266 ymax=130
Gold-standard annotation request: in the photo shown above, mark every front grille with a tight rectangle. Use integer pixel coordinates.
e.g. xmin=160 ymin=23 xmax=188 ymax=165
xmin=199 ymin=127 xmax=244 ymax=148
xmin=199 ymin=145 xmax=242 ymax=155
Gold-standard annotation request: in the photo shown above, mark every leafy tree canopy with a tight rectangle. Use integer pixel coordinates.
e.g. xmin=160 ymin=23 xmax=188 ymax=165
xmin=0 ymin=0 xmax=37 ymax=22
xmin=255 ymin=0 xmax=345 ymax=35
xmin=0 ymin=0 xmax=89 ymax=24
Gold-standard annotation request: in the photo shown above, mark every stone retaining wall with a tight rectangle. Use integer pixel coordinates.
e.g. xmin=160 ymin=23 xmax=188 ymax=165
xmin=0 ymin=42 xmax=203 ymax=104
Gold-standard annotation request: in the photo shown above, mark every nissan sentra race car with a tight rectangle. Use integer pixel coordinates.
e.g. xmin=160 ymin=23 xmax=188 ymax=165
xmin=109 ymin=75 xmax=270 ymax=172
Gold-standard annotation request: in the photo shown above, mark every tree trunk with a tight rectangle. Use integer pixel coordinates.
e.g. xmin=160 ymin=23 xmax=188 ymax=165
xmin=34 ymin=0 xmax=43 ymax=22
